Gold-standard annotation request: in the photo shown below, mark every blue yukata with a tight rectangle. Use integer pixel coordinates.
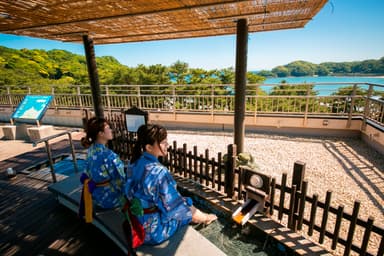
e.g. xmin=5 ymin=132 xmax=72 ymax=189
xmin=125 ymin=152 xmax=192 ymax=245
xmin=84 ymin=143 xmax=126 ymax=209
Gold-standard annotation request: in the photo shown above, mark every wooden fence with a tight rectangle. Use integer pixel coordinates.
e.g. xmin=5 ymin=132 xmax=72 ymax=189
xmin=106 ymin=112 xmax=384 ymax=256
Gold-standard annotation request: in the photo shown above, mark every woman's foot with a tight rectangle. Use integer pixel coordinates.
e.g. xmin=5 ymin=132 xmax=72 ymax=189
xmin=204 ymin=213 xmax=218 ymax=225
xmin=191 ymin=206 xmax=217 ymax=225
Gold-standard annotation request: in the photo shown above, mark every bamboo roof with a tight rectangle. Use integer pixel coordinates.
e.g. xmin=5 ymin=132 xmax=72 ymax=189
xmin=0 ymin=0 xmax=328 ymax=45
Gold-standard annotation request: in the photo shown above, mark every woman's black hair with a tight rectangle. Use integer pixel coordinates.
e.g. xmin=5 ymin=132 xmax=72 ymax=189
xmin=81 ymin=117 xmax=110 ymax=148
xmin=130 ymin=123 xmax=167 ymax=163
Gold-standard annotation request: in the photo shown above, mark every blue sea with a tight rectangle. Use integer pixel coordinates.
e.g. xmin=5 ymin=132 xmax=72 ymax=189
xmin=262 ymin=76 xmax=384 ymax=96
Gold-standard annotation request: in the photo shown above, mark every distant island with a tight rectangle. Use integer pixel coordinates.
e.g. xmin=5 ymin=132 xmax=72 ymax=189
xmin=255 ymin=59 xmax=384 ymax=78
xmin=0 ymin=45 xmax=383 ymax=86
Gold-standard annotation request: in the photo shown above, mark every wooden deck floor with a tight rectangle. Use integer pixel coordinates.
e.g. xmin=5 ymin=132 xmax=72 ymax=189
xmin=0 ymin=137 xmax=125 ymax=256
xmin=0 ymin=134 xmax=332 ymax=256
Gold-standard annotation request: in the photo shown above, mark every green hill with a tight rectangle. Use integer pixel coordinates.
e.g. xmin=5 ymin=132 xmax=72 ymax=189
xmin=267 ymin=58 xmax=384 ymax=78
xmin=1 ymin=46 xmax=383 ymax=86
xmin=0 ymin=46 xmax=128 ymax=86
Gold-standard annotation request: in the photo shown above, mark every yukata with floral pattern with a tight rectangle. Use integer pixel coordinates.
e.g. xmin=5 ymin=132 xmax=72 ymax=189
xmin=85 ymin=142 xmax=126 ymax=209
xmin=125 ymin=152 xmax=192 ymax=245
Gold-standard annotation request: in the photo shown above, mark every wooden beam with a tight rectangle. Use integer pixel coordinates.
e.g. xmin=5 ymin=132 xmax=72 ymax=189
xmin=1 ymin=0 xmax=253 ymax=33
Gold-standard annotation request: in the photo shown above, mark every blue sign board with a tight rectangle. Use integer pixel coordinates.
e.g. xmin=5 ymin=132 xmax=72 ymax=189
xmin=12 ymin=95 xmax=53 ymax=122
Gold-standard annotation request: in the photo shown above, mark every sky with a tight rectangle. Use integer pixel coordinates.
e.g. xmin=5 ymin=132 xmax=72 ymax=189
xmin=0 ymin=0 xmax=383 ymax=71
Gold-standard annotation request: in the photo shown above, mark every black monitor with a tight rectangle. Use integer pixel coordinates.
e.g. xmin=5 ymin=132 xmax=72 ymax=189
xmin=124 ymin=106 xmax=148 ymax=132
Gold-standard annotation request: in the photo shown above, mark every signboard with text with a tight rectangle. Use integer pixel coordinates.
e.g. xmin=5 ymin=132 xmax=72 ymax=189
xmin=12 ymin=95 xmax=53 ymax=123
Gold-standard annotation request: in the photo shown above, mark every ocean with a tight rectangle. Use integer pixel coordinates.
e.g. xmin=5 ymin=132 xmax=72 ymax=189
xmin=262 ymin=76 xmax=384 ymax=96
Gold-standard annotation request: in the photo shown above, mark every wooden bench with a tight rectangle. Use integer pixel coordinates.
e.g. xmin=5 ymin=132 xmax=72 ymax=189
xmin=48 ymin=173 xmax=226 ymax=256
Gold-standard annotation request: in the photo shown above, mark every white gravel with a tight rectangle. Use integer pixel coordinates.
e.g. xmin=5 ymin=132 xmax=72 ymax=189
xmin=167 ymin=130 xmax=384 ymax=255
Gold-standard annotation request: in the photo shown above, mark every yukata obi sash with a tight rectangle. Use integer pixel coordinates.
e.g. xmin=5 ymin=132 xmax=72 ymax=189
xmin=121 ymin=198 xmax=159 ymax=249
xmin=79 ymin=177 xmax=110 ymax=223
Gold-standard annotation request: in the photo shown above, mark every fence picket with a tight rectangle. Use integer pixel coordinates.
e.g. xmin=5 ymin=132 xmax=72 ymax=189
xmin=218 ymin=152 xmax=222 ymax=192
xmin=193 ymin=146 xmax=198 ymax=182
xmin=278 ymin=173 xmax=287 ymax=221
xmin=199 ymin=154 xmax=203 ymax=184
xmin=183 ymin=144 xmax=187 ymax=177
xmin=188 ymin=150 xmax=192 ymax=179
xmin=288 ymin=185 xmax=297 ymax=230
xmin=211 ymin=157 xmax=216 ymax=189
xmin=269 ymin=177 xmax=276 ymax=216
xmin=296 ymin=180 xmax=308 ymax=231
xmin=332 ymin=205 xmax=344 ymax=250
xmin=205 ymin=149 xmax=209 ymax=186
xmin=319 ymin=191 xmax=332 ymax=244
xmin=225 ymin=144 xmax=236 ymax=198
xmin=308 ymin=194 xmax=318 ymax=236
xmin=344 ymin=201 xmax=361 ymax=256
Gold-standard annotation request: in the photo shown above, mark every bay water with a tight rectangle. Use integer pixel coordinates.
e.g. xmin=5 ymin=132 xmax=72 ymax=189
xmin=262 ymin=76 xmax=384 ymax=96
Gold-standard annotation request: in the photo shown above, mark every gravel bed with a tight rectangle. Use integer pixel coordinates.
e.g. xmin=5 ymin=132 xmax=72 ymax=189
xmin=167 ymin=130 xmax=384 ymax=255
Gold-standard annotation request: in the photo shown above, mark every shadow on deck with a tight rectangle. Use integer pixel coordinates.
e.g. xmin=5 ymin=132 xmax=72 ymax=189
xmin=0 ymin=138 xmax=126 ymax=256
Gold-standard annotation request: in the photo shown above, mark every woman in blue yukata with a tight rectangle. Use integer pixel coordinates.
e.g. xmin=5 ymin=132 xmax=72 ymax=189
xmin=124 ymin=123 xmax=217 ymax=245
xmin=80 ymin=117 xmax=126 ymax=216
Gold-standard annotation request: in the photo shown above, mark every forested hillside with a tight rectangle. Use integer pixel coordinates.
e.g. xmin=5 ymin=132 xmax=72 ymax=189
xmin=0 ymin=46 xmax=264 ymax=86
xmin=0 ymin=46 xmax=383 ymax=86
xmin=259 ymin=58 xmax=384 ymax=77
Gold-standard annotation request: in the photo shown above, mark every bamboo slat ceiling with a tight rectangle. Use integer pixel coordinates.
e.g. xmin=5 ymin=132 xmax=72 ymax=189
xmin=0 ymin=0 xmax=328 ymax=45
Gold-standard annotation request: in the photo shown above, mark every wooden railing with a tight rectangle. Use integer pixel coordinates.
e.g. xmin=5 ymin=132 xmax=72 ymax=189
xmin=106 ymin=112 xmax=383 ymax=256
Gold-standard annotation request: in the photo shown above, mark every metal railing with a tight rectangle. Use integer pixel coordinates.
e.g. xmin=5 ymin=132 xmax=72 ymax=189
xmin=32 ymin=129 xmax=80 ymax=182
xmin=1 ymin=82 xmax=384 ymax=127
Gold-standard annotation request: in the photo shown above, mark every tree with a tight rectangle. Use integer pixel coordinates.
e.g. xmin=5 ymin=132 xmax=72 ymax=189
xmin=216 ymin=67 xmax=235 ymax=84
xmin=272 ymin=66 xmax=290 ymax=77
xmin=169 ymin=60 xmax=189 ymax=84
xmin=330 ymin=86 xmax=367 ymax=113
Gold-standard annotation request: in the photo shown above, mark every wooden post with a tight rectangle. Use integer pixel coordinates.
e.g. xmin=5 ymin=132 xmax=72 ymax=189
xmin=319 ymin=190 xmax=332 ymax=244
xmin=278 ymin=173 xmax=287 ymax=221
xmin=296 ymin=180 xmax=308 ymax=231
xmin=234 ymin=18 xmax=248 ymax=154
xmin=292 ymin=161 xmax=306 ymax=214
xmin=225 ymin=144 xmax=236 ymax=198
xmin=205 ymin=149 xmax=209 ymax=186
xmin=218 ymin=152 xmax=222 ymax=192
xmin=332 ymin=205 xmax=344 ymax=250
xmin=83 ymin=35 xmax=104 ymax=119
xmin=308 ymin=194 xmax=318 ymax=236
xmin=288 ymin=185 xmax=297 ymax=230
